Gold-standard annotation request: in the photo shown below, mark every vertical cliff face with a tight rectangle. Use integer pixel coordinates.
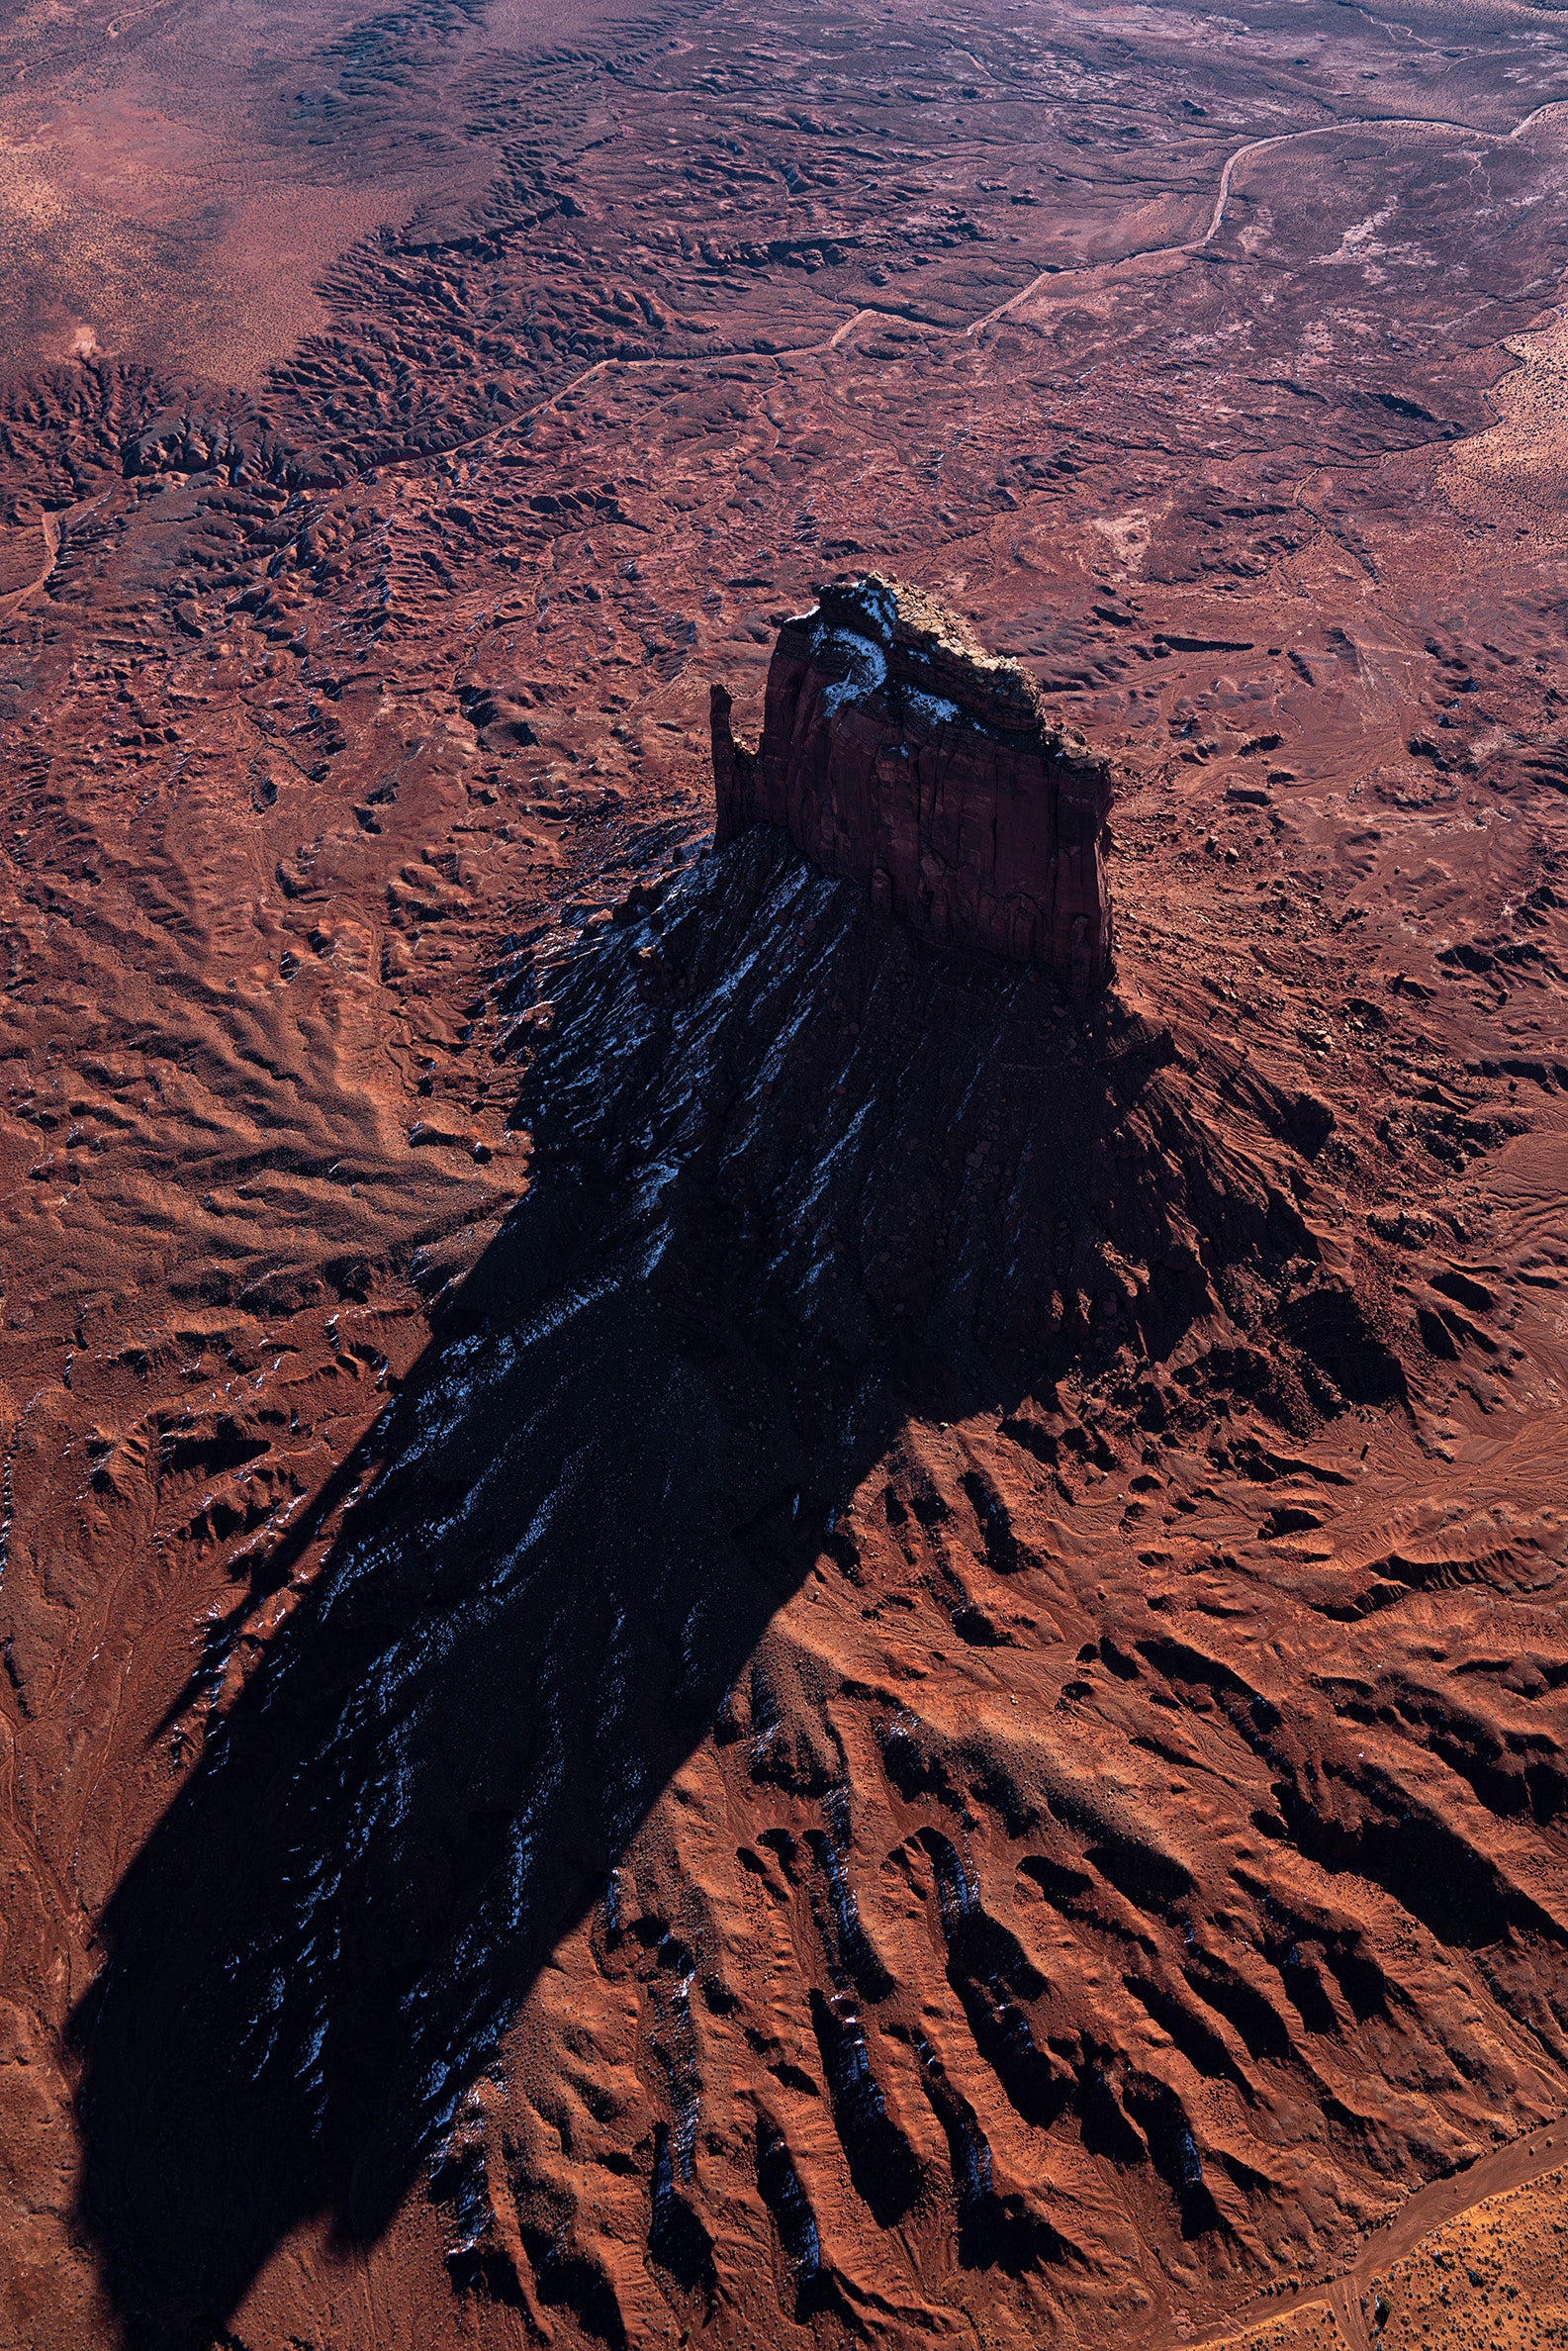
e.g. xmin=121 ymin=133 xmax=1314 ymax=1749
xmin=711 ymin=574 xmax=1114 ymax=991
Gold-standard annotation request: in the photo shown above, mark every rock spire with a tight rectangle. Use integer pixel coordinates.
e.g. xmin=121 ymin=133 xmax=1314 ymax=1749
xmin=710 ymin=573 xmax=1113 ymax=991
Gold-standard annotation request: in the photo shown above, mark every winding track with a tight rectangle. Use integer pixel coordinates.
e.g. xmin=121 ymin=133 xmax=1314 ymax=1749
xmin=1183 ymin=2116 xmax=1568 ymax=2351
xmin=418 ymin=92 xmax=1568 ymax=479
xmin=0 ymin=486 xmax=119 ymax=623
xmin=6 ymin=86 xmax=1566 ymax=538
xmin=0 ymin=508 xmax=60 ymax=623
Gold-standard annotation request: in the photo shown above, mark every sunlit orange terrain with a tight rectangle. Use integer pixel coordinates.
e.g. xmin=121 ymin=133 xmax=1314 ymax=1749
xmin=1 ymin=1 xmax=1567 ymax=2346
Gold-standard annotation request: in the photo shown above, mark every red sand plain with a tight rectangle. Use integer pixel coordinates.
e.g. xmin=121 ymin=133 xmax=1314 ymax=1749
xmin=1 ymin=1 xmax=1567 ymax=2346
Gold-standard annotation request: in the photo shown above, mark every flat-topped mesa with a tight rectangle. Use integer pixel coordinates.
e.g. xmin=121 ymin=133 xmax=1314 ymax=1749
xmin=710 ymin=573 xmax=1114 ymax=992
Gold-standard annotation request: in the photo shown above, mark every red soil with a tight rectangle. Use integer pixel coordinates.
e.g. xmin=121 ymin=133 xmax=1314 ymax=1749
xmin=0 ymin=1 xmax=1566 ymax=2347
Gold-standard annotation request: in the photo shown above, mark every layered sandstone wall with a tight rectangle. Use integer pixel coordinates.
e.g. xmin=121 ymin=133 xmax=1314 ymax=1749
xmin=710 ymin=573 xmax=1114 ymax=991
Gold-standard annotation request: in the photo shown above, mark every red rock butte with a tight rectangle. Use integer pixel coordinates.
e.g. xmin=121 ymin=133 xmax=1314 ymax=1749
xmin=710 ymin=574 xmax=1115 ymax=992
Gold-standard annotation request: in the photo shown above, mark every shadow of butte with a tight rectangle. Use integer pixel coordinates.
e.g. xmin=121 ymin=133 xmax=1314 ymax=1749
xmin=68 ymin=826 xmax=1356 ymax=2347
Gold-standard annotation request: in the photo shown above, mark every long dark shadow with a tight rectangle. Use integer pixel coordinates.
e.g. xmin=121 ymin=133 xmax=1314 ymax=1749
xmin=68 ymin=827 xmax=1288 ymax=2347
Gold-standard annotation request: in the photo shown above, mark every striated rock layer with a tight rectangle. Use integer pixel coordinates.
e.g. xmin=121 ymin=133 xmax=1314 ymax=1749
xmin=711 ymin=575 xmax=1114 ymax=991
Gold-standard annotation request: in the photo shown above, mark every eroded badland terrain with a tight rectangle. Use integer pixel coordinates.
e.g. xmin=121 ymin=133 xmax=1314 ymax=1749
xmin=2 ymin=0 xmax=1568 ymax=2345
